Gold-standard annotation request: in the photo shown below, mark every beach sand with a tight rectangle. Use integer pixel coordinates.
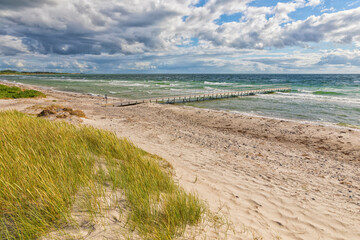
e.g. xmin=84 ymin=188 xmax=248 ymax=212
xmin=1 ymin=82 xmax=359 ymax=239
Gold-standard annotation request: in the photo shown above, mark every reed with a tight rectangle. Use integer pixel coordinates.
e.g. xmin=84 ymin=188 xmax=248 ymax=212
xmin=0 ymin=111 xmax=204 ymax=239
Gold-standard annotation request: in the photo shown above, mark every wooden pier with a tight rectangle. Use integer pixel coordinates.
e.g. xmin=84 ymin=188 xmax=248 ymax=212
xmin=110 ymin=87 xmax=291 ymax=107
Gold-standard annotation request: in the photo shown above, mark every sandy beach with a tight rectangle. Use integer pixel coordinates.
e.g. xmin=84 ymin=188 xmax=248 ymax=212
xmin=1 ymin=82 xmax=359 ymax=240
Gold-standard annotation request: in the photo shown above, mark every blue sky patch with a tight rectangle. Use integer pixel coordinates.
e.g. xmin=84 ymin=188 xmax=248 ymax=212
xmin=214 ymin=12 xmax=243 ymax=25
xmin=177 ymin=37 xmax=199 ymax=48
xmin=193 ymin=0 xmax=208 ymax=8
xmin=249 ymin=0 xmax=292 ymax=8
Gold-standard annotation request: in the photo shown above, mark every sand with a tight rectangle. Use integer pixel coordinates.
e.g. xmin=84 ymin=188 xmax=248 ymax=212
xmin=1 ymin=82 xmax=359 ymax=239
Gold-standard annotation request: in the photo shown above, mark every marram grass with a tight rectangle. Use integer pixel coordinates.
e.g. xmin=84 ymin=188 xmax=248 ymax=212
xmin=0 ymin=111 xmax=205 ymax=239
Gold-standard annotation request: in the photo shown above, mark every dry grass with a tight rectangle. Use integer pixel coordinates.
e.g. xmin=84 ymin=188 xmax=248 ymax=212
xmin=36 ymin=104 xmax=86 ymax=118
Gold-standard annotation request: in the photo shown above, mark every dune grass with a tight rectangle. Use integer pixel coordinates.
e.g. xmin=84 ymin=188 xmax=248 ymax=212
xmin=0 ymin=111 xmax=205 ymax=239
xmin=0 ymin=84 xmax=45 ymax=99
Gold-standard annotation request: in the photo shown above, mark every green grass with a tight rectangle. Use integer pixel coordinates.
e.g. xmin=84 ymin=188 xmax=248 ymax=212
xmin=337 ymin=122 xmax=360 ymax=129
xmin=0 ymin=84 xmax=45 ymax=99
xmin=0 ymin=111 xmax=205 ymax=239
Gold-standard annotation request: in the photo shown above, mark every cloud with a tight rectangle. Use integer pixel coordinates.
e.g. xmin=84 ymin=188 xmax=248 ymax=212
xmin=306 ymin=0 xmax=322 ymax=7
xmin=317 ymin=49 xmax=360 ymax=66
xmin=191 ymin=2 xmax=360 ymax=50
xmin=1 ymin=0 xmax=360 ymax=56
xmin=0 ymin=0 xmax=187 ymax=55
xmin=1 ymin=0 xmax=360 ymax=73
xmin=0 ymin=0 xmax=56 ymax=9
xmin=0 ymin=35 xmax=28 ymax=56
xmin=280 ymin=7 xmax=360 ymax=46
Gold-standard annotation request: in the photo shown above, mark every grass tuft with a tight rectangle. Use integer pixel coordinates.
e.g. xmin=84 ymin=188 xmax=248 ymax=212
xmin=36 ymin=105 xmax=86 ymax=118
xmin=0 ymin=111 xmax=205 ymax=239
xmin=0 ymin=84 xmax=45 ymax=99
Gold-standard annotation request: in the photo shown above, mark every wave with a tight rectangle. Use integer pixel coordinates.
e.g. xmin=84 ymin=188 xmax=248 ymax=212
xmin=0 ymin=79 xmax=18 ymax=84
xmin=87 ymin=93 xmax=102 ymax=96
xmin=204 ymin=86 xmax=216 ymax=90
xmin=204 ymin=81 xmax=233 ymax=86
xmin=108 ymin=81 xmax=150 ymax=87
xmin=62 ymin=79 xmax=98 ymax=82
xmin=295 ymin=89 xmax=312 ymax=93
xmin=262 ymin=92 xmax=360 ymax=105
xmin=313 ymin=91 xmax=346 ymax=96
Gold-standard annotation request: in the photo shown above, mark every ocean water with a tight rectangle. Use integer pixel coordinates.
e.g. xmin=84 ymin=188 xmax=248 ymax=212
xmin=1 ymin=74 xmax=359 ymax=126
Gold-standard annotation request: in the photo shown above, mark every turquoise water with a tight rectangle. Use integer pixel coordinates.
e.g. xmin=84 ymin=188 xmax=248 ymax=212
xmin=1 ymin=74 xmax=359 ymax=125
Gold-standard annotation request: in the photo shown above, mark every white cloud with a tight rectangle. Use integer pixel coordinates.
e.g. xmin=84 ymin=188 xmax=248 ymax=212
xmin=15 ymin=61 xmax=24 ymax=68
xmin=133 ymin=62 xmax=156 ymax=70
xmin=0 ymin=35 xmax=29 ymax=56
xmin=306 ymin=0 xmax=322 ymax=7
xmin=73 ymin=60 xmax=88 ymax=70
xmin=321 ymin=7 xmax=335 ymax=13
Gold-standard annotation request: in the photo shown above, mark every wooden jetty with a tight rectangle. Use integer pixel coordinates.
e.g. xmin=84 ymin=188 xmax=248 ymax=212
xmin=110 ymin=87 xmax=291 ymax=107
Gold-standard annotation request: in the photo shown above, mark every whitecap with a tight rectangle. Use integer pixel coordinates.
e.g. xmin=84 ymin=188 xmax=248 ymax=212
xmin=261 ymin=92 xmax=360 ymax=105
xmin=204 ymin=81 xmax=233 ymax=86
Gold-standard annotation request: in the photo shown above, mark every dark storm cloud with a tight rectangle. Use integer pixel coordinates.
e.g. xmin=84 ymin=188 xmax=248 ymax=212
xmin=115 ymin=9 xmax=179 ymax=28
xmin=0 ymin=1 xmax=181 ymax=55
xmin=317 ymin=55 xmax=360 ymax=66
xmin=0 ymin=45 xmax=24 ymax=56
xmin=0 ymin=0 xmax=55 ymax=9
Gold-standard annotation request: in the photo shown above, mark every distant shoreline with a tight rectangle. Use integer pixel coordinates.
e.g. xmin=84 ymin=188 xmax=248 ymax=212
xmin=0 ymin=70 xmax=80 ymax=75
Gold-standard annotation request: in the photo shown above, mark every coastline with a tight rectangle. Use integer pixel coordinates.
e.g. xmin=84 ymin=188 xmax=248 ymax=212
xmin=1 ymin=82 xmax=360 ymax=239
xmin=2 ymin=79 xmax=359 ymax=129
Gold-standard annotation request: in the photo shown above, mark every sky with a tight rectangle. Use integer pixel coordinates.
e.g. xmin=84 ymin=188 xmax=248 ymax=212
xmin=1 ymin=0 xmax=360 ymax=73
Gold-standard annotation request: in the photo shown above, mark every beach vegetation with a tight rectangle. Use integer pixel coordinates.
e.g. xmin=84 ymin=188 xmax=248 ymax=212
xmin=35 ymin=104 xmax=86 ymax=118
xmin=0 ymin=84 xmax=45 ymax=99
xmin=337 ymin=122 xmax=360 ymax=129
xmin=0 ymin=70 xmax=74 ymax=75
xmin=0 ymin=111 xmax=205 ymax=239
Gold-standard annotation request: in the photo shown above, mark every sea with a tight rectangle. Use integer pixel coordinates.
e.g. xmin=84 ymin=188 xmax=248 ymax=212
xmin=1 ymin=74 xmax=359 ymax=126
